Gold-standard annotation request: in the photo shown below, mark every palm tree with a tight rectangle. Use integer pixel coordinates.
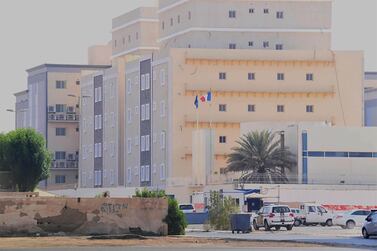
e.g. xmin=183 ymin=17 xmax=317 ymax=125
xmin=226 ymin=130 xmax=296 ymax=184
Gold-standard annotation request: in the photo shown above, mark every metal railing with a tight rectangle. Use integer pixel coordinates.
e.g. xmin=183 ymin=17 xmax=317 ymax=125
xmin=51 ymin=160 xmax=78 ymax=169
xmin=48 ymin=113 xmax=79 ymax=122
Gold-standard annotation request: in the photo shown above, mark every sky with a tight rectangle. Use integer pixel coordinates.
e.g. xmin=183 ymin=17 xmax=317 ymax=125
xmin=0 ymin=0 xmax=376 ymax=132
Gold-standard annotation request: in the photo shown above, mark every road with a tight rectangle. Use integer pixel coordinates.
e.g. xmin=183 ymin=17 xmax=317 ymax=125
xmin=0 ymin=248 xmax=367 ymax=251
xmin=187 ymin=226 xmax=377 ymax=249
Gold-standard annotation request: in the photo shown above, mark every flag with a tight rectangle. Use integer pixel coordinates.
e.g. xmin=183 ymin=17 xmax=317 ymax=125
xmin=194 ymin=95 xmax=199 ymax=109
xmin=200 ymin=91 xmax=212 ymax=103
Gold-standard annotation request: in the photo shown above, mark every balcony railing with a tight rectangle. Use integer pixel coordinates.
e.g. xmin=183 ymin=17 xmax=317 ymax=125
xmin=48 ymin=113 xmax=79 ymax=122
xmin=51 ymin=160 xmax=78 ymax=169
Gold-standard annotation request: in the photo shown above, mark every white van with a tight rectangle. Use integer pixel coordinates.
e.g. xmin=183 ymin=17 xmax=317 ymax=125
xmin=299 ymin=203 xmax=334 ymax=226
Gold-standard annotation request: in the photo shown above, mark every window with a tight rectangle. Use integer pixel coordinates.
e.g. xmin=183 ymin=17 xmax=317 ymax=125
xmin=264 ymin=8 xmax=269 ymax=14
xmin=160 ymin=131 xmax=166 ymax=149
xmin=55 ymin=151 xmax=66 ymax=160
xmin=229 ymin=43 xmax=236 ymax=49
xmin=141 ymin=166 xmax=145 ymax=182
xmin=135 ymin=106 xmax=139 ymax=115
xmin=127 ymin=138 xmax=132 ymax=154
xmin=56 ymin=80 xmax=67 ymax=89
xmin=127 ymin=79 xmax=132 ymax=94
xmin=248 ymin=105 xmax=255 ymax=112
xmin=76 ymin=80 xmax=80 ymax=85
xmin=160 ymin=100 xmax=166 ymax=117
xmin=263 ymin=41 xmax=269 ymax=48
xmin=56 ymin=128 xmax=66 ymax=136
xmin=219 ymin=72 xmax=226 ymax=80
xmin=141 ymin=136 xmax=145 ymax=152
xmin=276 ymin=44 xmax=283 ymax=50
xmin=114 ymin=40 xmax=117 ymax=48
xmin=127 ymin=168 xmax=132 ymax=183
xmin=145 ymin=73 xmax=150 ymax=90
xmin=248 ymin=41 xmax=254 ymax=47
xmin=94 ymin=170 xmax=102 ymax=186
xmin=306 ymin=73 xmax=314 ymax=81
xmin=145 ymin=104 xmax=150 ymax=120
xmin=153 ymin=102 xmax=157 ymax=111
xmin=56 ymin=104 xmax=66 ymax=113
xmin=94 ymin=87 xmax=102 ymax=102
xmin=135 ymin=136 xmax=139 ymax=146
xmin=219 ymin=136 xmax=227 ymax=143
xmin=141 ymin=74 xmax=145 ymax=90
xmin=123 ymin=37 xmax=126 ymax=45
xmin=188 ymin=11 xmax=191 ymax=20
xmin=276 ymin=11 xmax=284 ymax=19
xmin=306 ymin=105 xmax=314 ymax=113
xmin=160 ymin=69 xmax=166 ymax=86
xmin=160 ymin=163 xmax=166 ymax=180
xmin=277 ymin=73 xmax=285 ymax=80
xmin=128 ymin=35 xmax=131 ymax=42
xmin=136 ymin=32 xmax=139 ymax=40
xmin=277 ymin=105 xmax=285 ymax=112
xmin=55 ymin=175 xmax=66 ymax=184
xmin=162 ymin=21 xmax=165 ymax=30
xmin=229 ymin=10 xmax=236 ymax=18
xmin=153 ymin=133 xmax=157 ymax=143
xmin=145 ymin=135 xmax=150 ymax=152
xmin=94 ymin=115 xmax=102 ymax=130
xmin=249 ymin=8 xmax=254 ymax=14
xmin=248 ymin=73 xmax=255 ymax=80
xmin=145 ymin=165 xmax=150 ymax=182
xmin=94 ymin=143 xmax=102 ymax=158
xmin=177 ymin=15 xmax=181 ymax=24
xmin=170 ymin=18 xmax=173 ymax=26
xmin=127 ymin=109 xmax=132 ymax=124
xmin=219 ymin=104 xmax=227 ymax=112
xmin=141 ymin=105 xmax=145 ymax=121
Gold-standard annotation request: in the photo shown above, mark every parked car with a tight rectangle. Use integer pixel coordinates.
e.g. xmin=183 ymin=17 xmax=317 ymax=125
xmin=179 ymin=204 xmax=196 ymax=213
xmin=253 ymin=205 xmax=294 ymax=231
xmin=334 ymin=210 xmax=370 ymax=229
xmin=362 ymin=211 xmax=377 ymax=239
xmin=290 ymin=208 xmax=305 ymax=226
xmin=299 ymin=203 xmax=334 ymax=226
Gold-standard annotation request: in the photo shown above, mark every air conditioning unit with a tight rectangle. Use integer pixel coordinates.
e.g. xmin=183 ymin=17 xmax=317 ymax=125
xmin=67 ymin=106 xmax=75 ymax=113
xmin=48 ymin=106 xmax=55 ymax=113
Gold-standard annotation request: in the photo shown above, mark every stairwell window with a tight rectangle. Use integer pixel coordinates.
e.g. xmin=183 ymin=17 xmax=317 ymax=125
xmin=219 ymin=104 xmax=227 ymax=112
xmin=219 ymin=72 xmax=226 ymax=80
xmin=264 ymin=9 xmax=269 ymax=14
xmin=229 ymin=10 xmax=236 ymax=18
xmin=306 ymin=73 xmax=314 ymax=81
xmin=306 ymin=105 xmax=314 ymax=113
xmin=248 ymin=105 xmax=256 ymax=112
xmin=277 ymin=105 xmax=285 ymax=113
xmin=248 ymin=73 xmax=255 ymax=80
xmin=276 ymin=11 xmax=284 ymax=19
xmin=249 ymin=8 xmax=254 ymax=14
xmin=229 ymin=43 xmax=236 ymax=49
xmin=248 ymin=41 xmax=254 ymax=47
xmin=277 ymin=73 xmax=285 ymax=81
xmin=263 ymin=41 xmax=269 ymax=48
xmin=219 ymin=136 xmax=227 ymax=144
xmin=276 ymin=44 xmax=283 ymax=50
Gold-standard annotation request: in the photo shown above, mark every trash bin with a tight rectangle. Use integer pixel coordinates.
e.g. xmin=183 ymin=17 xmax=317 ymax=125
xmin=230 ymin=213 xmax=252 ymax=234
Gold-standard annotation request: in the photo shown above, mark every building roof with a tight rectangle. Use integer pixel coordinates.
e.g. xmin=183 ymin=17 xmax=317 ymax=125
xmin=26 ymin=64 xmax=111 ymax=73
xmin=13 ymin=89 xmax=28 ymax=97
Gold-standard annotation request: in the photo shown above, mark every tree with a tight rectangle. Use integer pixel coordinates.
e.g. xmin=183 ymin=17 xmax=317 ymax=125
xmin=208 ymin=190 xmax=238 ymax=230
xmin=226 ymin=130 xmax=296 ymax=184
xmin=0 ymin=133 xmax=6 ymax=170
xmin=3 ymin=129 xmax=51 ymax=192
xmin=134 ymin=188 xmax=187 ymax=235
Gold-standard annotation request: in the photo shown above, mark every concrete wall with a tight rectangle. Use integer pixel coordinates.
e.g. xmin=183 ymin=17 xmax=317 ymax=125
xmin=0 ymin=197 xmax=167 ymax=236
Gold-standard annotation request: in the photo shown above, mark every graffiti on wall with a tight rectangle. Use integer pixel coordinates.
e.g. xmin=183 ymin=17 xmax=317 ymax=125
xmin=100 ymin=203 xmax=128 ymax=214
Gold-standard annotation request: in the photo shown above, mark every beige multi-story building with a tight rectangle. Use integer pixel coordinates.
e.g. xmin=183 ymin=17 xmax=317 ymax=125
xmin=78 ymin=0 xmax=364 ymax=202
xmin=16 ymin=64 xmax=110 ymax=189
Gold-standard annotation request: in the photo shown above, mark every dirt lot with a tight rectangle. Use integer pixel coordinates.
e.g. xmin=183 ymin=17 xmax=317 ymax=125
xmin=0 ymin=236 xmax=324 ymax=249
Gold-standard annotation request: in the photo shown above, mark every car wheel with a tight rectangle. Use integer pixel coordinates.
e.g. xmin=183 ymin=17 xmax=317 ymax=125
xmin=286 ymin=225 xmax=293 ymax=231
xmin=341 ymin=226 xmax=347 ymax=229
xmin=264 ymin=220 xmax=271 ymax=231
xmin=326 ymin=219 xmax=333 ymax=227
xmin=275 ymin=226 xmax=281 ymax=231
xmin=346 ymin=220 xmax=355 ymax=229
xmin=362 ymin=228 xmax=370 ymax=239
xmin=320 ymin=223 xmax=327 ymax=227
xmin=294 ymin=219 xmax=301 ymax=226
xmin=253 ymin=220 xmax=259 ymax=231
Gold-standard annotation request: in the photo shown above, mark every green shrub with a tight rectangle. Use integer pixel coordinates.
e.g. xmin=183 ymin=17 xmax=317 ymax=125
xmin=134 ymin=188 xmax=187 ymax=235
xmin=208 ymin=190 xmax=238 ymax=230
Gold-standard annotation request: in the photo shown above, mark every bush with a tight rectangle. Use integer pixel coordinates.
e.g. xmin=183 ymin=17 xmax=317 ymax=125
xmin=208 ymin=190 xmax=238 ymax=230
xmin=134 ymin=188 xmax=187 ymax=235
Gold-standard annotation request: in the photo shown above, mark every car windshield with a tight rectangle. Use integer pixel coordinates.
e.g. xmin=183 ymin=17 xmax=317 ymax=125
xmin=179 ymin=205 xmax=194 ymax=210
xmin=272 ymin=207 xmax=290 ymax=213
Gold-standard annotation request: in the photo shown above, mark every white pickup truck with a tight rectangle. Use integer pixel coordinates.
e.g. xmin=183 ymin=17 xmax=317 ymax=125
xmin=298 ymin=203 xmax=334 ymax=226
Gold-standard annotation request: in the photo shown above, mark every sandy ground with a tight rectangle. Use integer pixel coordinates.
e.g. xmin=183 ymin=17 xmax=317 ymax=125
xmin=0 ymin=236 xmax=324 ymax=249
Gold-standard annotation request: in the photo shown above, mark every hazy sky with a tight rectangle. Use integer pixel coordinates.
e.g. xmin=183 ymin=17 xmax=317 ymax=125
xmin=0 ymin=0 xmax=376 ymax=132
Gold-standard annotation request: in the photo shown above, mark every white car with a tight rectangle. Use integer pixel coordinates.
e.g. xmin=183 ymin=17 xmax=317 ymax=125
xmin=253 ymin=205 xmax=294 ymax=231
xmin=334 ymin=210 xmax=370 ymax=229
xmin=179 ymin=204 xmax=196 ymax=213
xmin=299 ymin=203 xmax=334 ymax=226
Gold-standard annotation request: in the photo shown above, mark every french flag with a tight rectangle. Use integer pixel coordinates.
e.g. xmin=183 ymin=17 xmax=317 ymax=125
xmin=200 ymin=91 xmax=212 ymax=102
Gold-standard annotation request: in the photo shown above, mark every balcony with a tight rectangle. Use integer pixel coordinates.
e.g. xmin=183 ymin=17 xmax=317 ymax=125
xmin=48 ymin=113 xmax=79 ymax=122
xmin=51 ymin=160 xmax=79 ymax=169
